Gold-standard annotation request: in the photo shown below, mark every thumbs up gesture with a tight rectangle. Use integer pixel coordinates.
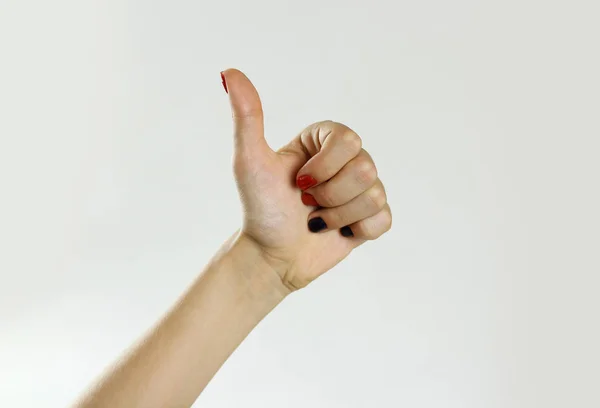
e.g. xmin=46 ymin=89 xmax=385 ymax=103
xmin=222 ymin=69 xmax=392 ymax=291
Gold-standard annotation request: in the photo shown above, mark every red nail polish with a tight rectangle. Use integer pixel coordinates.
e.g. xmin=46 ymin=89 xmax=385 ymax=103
xmin=220 ymin=72 xmax=228 ymax=93
xmin=301 ymin=192 xmax=319 ymax=206
xmin=296 ymin=175 xmax=317 ymax=190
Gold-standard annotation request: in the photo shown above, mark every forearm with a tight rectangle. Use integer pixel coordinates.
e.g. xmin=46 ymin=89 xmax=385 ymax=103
xmin=75 ymin=232 xmax=290 ymax=408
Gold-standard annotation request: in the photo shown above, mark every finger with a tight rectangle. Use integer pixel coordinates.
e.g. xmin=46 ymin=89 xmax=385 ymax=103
xmin=344 ymin=204 xmax=392 ymax=240
xmin=295 ymin=121 xmax=362 ymax=190
xmin=221 ymin=69 xmax=271 ymax=160
xmin=302 ymin=149 xmax=378 ymax=208
xmin=306 ymin=180 xmax=387 ymax=232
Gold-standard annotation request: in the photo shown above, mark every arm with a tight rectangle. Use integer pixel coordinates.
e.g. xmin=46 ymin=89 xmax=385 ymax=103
xmin=75 ymin=233 xmax=289 ymax=407
xmin=75 ymin=68 xmax=392 ymax=407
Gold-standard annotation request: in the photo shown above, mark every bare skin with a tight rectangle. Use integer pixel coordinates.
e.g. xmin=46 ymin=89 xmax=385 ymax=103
xmin=74 ymin=69 xmax=392 ymax=407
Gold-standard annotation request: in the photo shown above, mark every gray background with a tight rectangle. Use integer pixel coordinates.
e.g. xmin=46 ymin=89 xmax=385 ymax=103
xmin=1 ymin=0 xmax=599 ymax=407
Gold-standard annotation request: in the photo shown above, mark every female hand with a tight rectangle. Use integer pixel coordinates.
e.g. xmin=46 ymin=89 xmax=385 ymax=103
xmin=74 ymin=69 xmax=392 ymax=408
xmin=223 ymin=69 xmax=392 ymax=291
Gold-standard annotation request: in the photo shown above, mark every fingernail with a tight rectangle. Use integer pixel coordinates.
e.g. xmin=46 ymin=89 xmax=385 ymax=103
xmin=308 ymin=217 xmax=327 ymax=233
xmin=296 ymin=174 xmax=317 ymax=190
xmin=301 ymin=192 xmax=319 ymax=206
xmin=220 ymin=71 xmax=228 ymax=93
xmin=340 ymin=226 xmax=354 ymax=237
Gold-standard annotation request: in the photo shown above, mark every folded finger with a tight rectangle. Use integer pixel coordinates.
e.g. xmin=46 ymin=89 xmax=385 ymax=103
xmin=307 ymin=180 xmax=387 ymax=232
xmin=295 ymin=121 xmax=362 ymax=190
xmin=302 ymin=149 xmax=377 ymax=208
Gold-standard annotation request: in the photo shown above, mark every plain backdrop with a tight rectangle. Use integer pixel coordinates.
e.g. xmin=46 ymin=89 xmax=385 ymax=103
xmin=1 ymin=1 xmax=599 ymax=407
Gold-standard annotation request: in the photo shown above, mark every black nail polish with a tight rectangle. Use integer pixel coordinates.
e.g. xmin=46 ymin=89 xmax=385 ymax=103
xmin=308 ymin=217 xmax=327 ymax=233
xmin=340 ymin=226 xmax=354 ymax=237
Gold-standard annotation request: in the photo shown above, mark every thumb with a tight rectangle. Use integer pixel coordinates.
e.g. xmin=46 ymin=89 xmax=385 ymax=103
xmin=221 ymin=69 xmax=271 ymax=156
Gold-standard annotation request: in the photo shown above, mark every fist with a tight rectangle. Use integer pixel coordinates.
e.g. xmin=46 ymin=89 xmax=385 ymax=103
xmin=222 ymin=69 xmax=392 ymax=291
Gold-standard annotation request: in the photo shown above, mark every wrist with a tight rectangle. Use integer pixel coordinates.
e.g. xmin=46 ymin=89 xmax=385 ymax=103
xmin=218 ymin=231 xmax=292 ymax=302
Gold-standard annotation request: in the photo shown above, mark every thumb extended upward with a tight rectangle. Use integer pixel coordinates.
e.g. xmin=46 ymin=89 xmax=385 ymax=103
xmin=221 ymin=69 xmax=272 ymax=160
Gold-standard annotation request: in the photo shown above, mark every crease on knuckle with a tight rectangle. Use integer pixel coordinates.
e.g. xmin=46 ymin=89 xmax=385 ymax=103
xmin=318 ymin=187 xmax=337 ymax=208
xmin=330 ymin=209 xmax=349 ymax=227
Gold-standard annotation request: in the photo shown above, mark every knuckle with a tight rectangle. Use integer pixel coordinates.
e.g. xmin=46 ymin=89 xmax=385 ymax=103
xmin=342 ymin=130 xmax=362 ymax=152
xmin=233 ymin=156 xmax=249 ymax=177
xmin=366 ymin=210 xmax=392 ymax=239
xmin=381 ymin=209 xmax=393 ymax=232
xmin=358 ymin=222 xmax=378 ymax=240
xmin=367 ymin=185 xmax=387 ymax=210
xmin=355 ymin=157 xmax=377 ymax=185
xmin=318 ymin=119 xmax=335 ymax=126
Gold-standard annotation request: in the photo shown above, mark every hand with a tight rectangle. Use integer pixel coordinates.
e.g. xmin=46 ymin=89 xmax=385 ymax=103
xmin=222 ymin=69 xmax=392 ymax=291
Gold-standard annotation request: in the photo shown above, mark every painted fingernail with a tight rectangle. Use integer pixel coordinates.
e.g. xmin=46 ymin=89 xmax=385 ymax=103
xmin=296 ymin=174 xmax=317 ymax=190
xmin=220 ymin=71 xmax=228 ymax=93
xmin=340 ymin=226 xmax=354 ymax=237
xmin=301 ymin=192 xmax=319 ymax=206
xmin=308 ymin=217 xmax=327 ymax=233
